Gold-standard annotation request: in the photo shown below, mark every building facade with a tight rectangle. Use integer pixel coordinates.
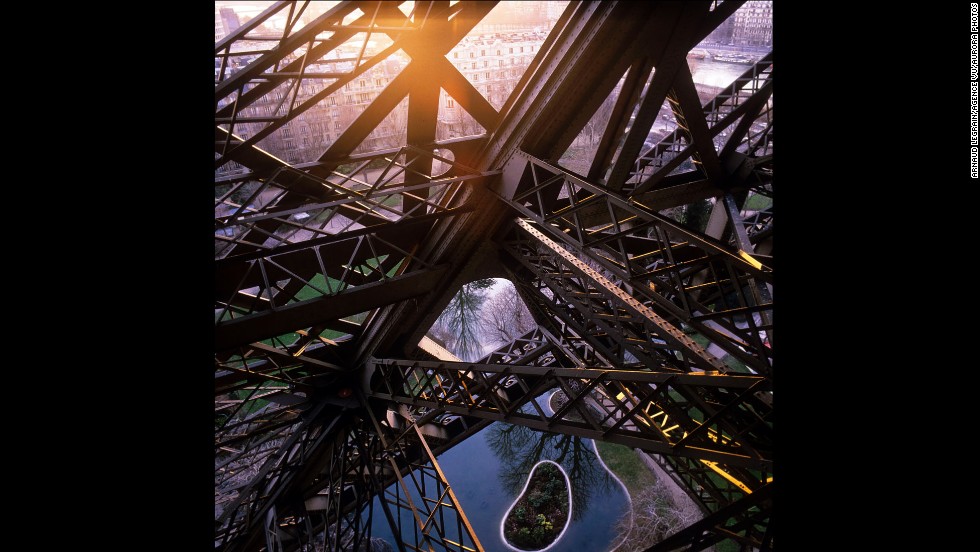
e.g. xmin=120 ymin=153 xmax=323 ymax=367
xmin=439 ymin=31 xmax=549 ymax=138
xmin=731 ymin=1 xmax=773 ymax=47
xmin=216 ymin=5 xmax=567 ymax=179
xmin=219 ymin=7 xmax=242 ymax=38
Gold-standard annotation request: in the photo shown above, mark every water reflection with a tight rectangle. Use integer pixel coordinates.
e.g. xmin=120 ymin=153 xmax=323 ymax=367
xmin=690 ymin=57 xmax=766 ymax=91
xmin=487 ymin=422 xmax=616 ymax=522
xmin=370 ymin=394 xmax=629 ymax=551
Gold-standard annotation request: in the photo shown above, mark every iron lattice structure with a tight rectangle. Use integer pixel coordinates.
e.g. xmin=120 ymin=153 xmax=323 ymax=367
xmin=215 ymin=2 xmax=773 ymax=551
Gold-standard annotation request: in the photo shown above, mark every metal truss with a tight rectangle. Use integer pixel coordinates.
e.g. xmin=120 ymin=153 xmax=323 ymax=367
xmin=217 ymin=396 xmax=486 ymax=552
xmin=215 ymin=146 xmax=485 ymax=257
xmin=216 ymin=1 xmax=500 ymax=269
xmin=367 ymin=357 xmax=771 ymax=470
xmin=623 ymin=54 xmax=773 ymax=196
xmin=496 ymin=155 xmax=773 ymax=376
xmin=370 ymin=326 xmax=768 ymax=522
xmin=215 ymin=2 xmax=498 ymax=171
xmin=257 ymin=419 xmax=385 ymax=552
xmin=478 ymin=326 xmax=769 ymax=514
xmin=363 ymin=394 xmax=483 ymax=552
xmin=503 ymin=218 xmax=733 ymax=374
xmin=214 ymin=145 xmax=494 ymax=352
xmin=216 ymin=401 xmax=342 ymax=550
xmin=644 ymin=483 xmax=772 ymax=552
xmin=642 ymin=451 xmax=758 ymax=515
xmin=216 ymin=1 xmax=774 ymax=550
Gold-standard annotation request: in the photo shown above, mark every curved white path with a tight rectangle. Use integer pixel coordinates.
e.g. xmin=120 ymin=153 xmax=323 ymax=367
xmin=499 ymin=459 xmax=573 ymax=552
xmin=589 ymin=439 xmax=633 ymax=552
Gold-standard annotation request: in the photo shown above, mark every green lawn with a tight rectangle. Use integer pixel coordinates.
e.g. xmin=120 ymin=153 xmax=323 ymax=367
xmin=379 ymin=194 xmax=402 ymax=207
xmin=220 ymin=258 xmax=404 ymax=326
xmin=682 ymin=328 xmax=755 ymax=375
xmin=595 ymin=442 xmax=751 ymax=552
xmin=714 ymin=538 xmax=740 ymax=552
xmin=742 ymin=193 xmax=772 ymax=211
xmin=722 ymin=354 xmax=751 ymax=374
xmin=294 ymin=273 xmax=344 ymax=301
xmin=595 ymin=441 xmax=657 ymax=495
xmin=219 ymin=260 xmax=391 ymax=410
xmin=687 ymin=332 xmax=711 ymax=349
xmin=253 ymin=271 xmax=377 ymax=348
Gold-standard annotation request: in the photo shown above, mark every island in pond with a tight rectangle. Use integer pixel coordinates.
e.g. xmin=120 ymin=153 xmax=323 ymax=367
xmin=503 ymin=461 xmax=570 ymax=550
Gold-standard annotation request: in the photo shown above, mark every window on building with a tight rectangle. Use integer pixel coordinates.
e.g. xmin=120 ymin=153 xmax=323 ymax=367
xmin=485 ymin=72 xmax=490 ymax=79
xmin=359 ymin=80 xmax=366 ymax=88
xmin=497 ymin=49 xmax=501 ymax=56
xmin=499 ymin=60 xmax=504 ymax=67
xmin=303 ymin=137 xmax=309 ymax=147
xmin=453 ymin=52 xmax=459 ymax=58
xmin=509 ymin=47 xmax=513 ymax=54
xmin=520 ymin=46 xmax=524 ymax=53
xmin=469 ymin=51 xmax=475 ymax=58
xmin=282 ymin=127 xmax=292 ymax=137
xmin=481 ymin=49 xmax=485 ymax=56
xmin=484 ymin=60 xmax=489 ymax=67
xmin=335 ymin=121 xmax=342 ymax=131
xmin=375 ymin=78 xmax=384 ymax=87
xmin=472 ymin=62 xmax=477 ymax=70
xmin=446 ymin=97 xmax=455 ymax=108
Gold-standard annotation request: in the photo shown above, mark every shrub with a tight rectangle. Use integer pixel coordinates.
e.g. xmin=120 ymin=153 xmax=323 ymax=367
xmin=504 ymin=463 xmax=569 ymax=550
xmin=528 ymin=490 xmax=549 ymax=509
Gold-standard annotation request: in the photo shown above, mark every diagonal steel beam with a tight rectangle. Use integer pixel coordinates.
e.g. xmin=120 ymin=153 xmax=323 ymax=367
xmin=215 ymin=266 xmax=447 ymax=351
xmin=360 ymin=389 xmax=484 ymax=552
xmin=513 ymin=218 xmax=729 ymax=372
xmin=602 ymin=2 xmax=712 ymax=192
xmin=668 ymin=63 xmax=724 ymax=181
xmin=643 ymin=482 xmax=772 ymax=552
xmin=494 ymin=153 xmax=772 ymax=375
xmin=367 ymin=357 xmax=771 ymax=470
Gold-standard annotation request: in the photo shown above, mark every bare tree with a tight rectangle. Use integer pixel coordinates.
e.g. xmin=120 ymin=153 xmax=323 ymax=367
xmin=581 ymin=92 xmax=617 ymax=146
xmin=427 ymin=321 xmax=458 ymax=355
xmin=376 ymin=98 xmax=409 ymax=150
xmin=433 ymin=279 xmax=495 ymax=361
xmin=613 ymin=474 xmax=701 ymax=552
xmin=479 ymin=281 xmax=536 ymax=347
